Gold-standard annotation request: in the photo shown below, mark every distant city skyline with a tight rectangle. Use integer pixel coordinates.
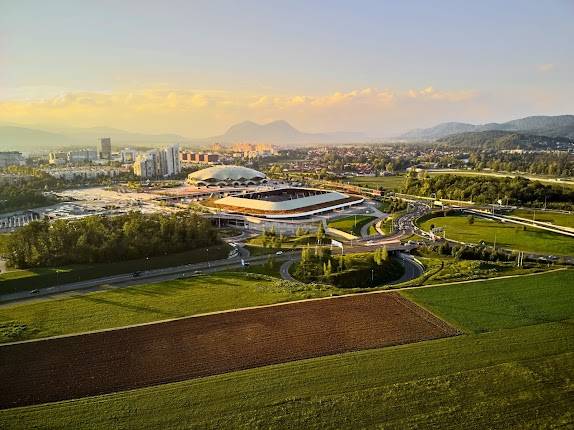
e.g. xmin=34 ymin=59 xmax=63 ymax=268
xmin=1 ymin=0 xmax=573 ymax=137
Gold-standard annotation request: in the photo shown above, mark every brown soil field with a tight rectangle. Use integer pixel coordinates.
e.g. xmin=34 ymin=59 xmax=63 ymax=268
xmin=0 ymin=293 xmax=458 ymax=409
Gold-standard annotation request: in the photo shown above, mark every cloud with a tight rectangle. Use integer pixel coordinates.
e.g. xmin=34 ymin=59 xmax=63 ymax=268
xmin=407 ymin=86 xmax=477 ymax=102
xmin=0 ymin=86 xmax=479 ymax=136
xmin=537 ymin=63 xmax=555 ymax=72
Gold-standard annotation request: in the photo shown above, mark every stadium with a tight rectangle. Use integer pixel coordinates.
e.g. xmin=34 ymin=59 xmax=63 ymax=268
xmin=187 ymin=165 xmax=268 ymax=186
xmin=213 ymin=187 xmax=363 ymax=219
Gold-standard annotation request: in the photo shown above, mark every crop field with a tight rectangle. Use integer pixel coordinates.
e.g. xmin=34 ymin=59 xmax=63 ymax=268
xmin=347 ymin=175 xmax=405 ymax=191
xmin=510 ymin=209 xmax=574 ymax=228
xmin=0 ymin=273 xmax=338 ymax=343
xmin=1 ymin=270 xmax=573 ymax=428
xmin=0 ymin=320 xmax=570 ymax=429
xmin=419 ymin=214 xmax=574 ymax=255
xmin=0 ymin=244 xmax=230 ymax=294
xmin=0 ymin=293 xmax=457 ymax=409
xmin=327 ymin=215 xmax=376 ymax=235
xmin=402 ymin=269 xmax=574 ymax=333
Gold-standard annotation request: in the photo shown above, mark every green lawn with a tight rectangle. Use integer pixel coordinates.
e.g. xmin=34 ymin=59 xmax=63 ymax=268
xmin=0 ymin=272 xmax=337 ymax=343
xmin=236 ymin=260 xmax=283 ymax=278
xmin=394 ymin=256 xmax=548 ymax=288
xmin=0 ymin=244 xmax=230 ymax=295
xmin=419 ymin=214 xmax=574 ymax=255
xmin=0 ymin=233 xmax=9 ymax=255
xmin=402 ymin=269 xmax=574 ymax=333
xmin=2 ymin=320 xmax=572 ymax=429
xmin=327 ymin=215 xmax=376 ymax=236
xmin=347 ymin=175 xmax=405 ymax=191
xmin=510 ymin=209 xmax=574 ymax=228
xmin=2 ymin=268 xmax=574 ymax=428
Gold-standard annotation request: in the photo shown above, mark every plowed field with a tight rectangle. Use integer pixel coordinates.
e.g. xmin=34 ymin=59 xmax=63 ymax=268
xmin=0 ymin=293 xmax=458 ymax=409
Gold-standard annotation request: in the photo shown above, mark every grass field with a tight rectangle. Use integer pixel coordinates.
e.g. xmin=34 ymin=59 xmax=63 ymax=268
xmin=347 ymin=174 xmax=405 ymax=191
xmin=395 ymin=256 xmax=548 ymax=288
xmin=402 ymin=269 xmax=574 ymax=333
xmin=0 ymin=273 xmax=338 ymax=343
xmin=327 ymin=215 xmax=376 ymax=235
xmin=1 ymin=320 xmax=571 ymax=428
xmin=510 ymin=209 xmax=574 ymax=228
xmin=0 ymin=233 xmax=9 ymax=255
xmin=419 ymin=214 xmax=574 ymax=255
xmin=0 ymin=244 xmax=230 ymax=295
xmin=2 ymin=270 xmax=574 ymax=427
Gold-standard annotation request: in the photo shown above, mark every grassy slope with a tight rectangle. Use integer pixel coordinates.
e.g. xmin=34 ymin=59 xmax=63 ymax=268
xmin=0 ymin=244 xmax=230 ymax=294
xmin=0 ymin=273 xmax=337 ymax=343
xmin=2 ymin=270 xmax=574 ymax=428
xmin=347 ymin=175 xmax=405 ymax=191
xmin=419 ymin=214 xmax=574 ymax=255
xmin=395 ymin=256 xmax=547 ymax=288
xmin=402 ymin=269 xmax=574 ymax=333
xmin=327 ymin=215 xmax=376 ymax=235
xmin=510 ymin=209 xmax=574 ymax=228
xmin=1 ymin=321 xmax=572 ymax=429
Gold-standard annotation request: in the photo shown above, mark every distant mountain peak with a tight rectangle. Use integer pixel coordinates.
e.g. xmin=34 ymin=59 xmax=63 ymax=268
xmin=400 ymin=114 xmax=574 ymax=140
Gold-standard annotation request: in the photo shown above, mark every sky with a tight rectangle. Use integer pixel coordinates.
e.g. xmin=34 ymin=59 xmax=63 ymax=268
xmin=1 ymin=0 xmax=573 ymax=137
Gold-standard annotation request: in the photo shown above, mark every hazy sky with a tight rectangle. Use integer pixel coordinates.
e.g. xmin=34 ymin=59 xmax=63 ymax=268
xmin=1 ymin=0 xmax=573 ymax=137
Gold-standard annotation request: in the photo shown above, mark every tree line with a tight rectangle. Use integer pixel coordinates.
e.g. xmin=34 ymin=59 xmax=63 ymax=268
xmin=404 ymin=173 xmax=574 ymax=210
xmin=3 ymin=211 xmax=220 ymax=268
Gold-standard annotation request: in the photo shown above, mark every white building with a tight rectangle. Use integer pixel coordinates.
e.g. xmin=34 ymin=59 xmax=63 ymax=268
xmin=67 ymin=149 xmax=98 ymax=164
xmin=42 ymin=166 xmax=121 ymax=180
xmin=0 ymin=152 xmax=25 ymax=168
xmin=133 ymin=144 xmax=181 ymax=178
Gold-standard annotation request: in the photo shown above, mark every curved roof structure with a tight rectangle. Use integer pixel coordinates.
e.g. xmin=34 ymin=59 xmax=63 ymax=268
xmin=213 ymin=187 xmax=364 ymax=219
xmin=188 ymin=165 xmax=266 ymax=182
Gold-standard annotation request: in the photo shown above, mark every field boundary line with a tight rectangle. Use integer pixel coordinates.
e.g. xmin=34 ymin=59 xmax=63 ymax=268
xmin=0 ymin=267 xmax=568 ymax=347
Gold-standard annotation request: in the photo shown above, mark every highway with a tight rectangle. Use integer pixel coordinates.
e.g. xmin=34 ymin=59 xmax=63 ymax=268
xmin=0 ymin=247 xmax=297 ymax=306
xmin=0 ymin=201 xmax=431 ymax=306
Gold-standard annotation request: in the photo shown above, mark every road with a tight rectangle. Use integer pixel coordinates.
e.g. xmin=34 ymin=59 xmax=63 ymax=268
xmin=392 ymin=253 xmax=425 ymax=284
xmin=279 ymin=259 xmax=297 ymax=281
xmin=0 ymin=251 xmax=299 ymax=306
xmin=0 ymin=202 xmax=427 ymax=306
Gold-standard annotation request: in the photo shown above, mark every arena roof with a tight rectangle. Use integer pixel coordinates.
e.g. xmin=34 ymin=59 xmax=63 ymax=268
xmin=188 ymin=165 xmax=266 ymax=183
xmin=213 ymin=187 xmax=363 ymax=218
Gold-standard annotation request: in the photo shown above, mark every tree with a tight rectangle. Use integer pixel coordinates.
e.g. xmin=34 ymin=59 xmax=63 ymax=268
xmin=316 ymin=223 xmax=325 ymax=243
xmin=381 ymin=246 xmax=389 ymax=261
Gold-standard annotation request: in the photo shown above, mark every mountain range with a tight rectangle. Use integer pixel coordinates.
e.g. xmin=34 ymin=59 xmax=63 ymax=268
xmin=0 ymin=120 xmax=366 ymax=151
xmin=400 ymin=115 xmax=574 ymax=140
xmin=196 ymin=120 xmax=367 ymax=145
xmin=0 ymin=125 xmax=187 ymax=152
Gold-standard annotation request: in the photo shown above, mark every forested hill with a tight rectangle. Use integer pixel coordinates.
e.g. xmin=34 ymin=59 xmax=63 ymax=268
xmin=436 ymin=130 xmax=574 ymax=150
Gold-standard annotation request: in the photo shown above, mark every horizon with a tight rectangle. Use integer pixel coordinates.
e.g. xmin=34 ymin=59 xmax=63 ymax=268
xmin=3 ymin=114 xmax=574 ymax=143
xmin=1 ymin=1 xmax=573 ymax=138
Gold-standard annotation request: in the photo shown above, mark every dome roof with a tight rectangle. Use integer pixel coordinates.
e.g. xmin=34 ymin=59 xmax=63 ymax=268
xmin=188 ymin=165 xmax=266 ymax=181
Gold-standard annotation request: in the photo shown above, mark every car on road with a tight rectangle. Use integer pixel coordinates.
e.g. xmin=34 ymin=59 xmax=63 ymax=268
xmin=275 ymin=251 xmax=284 ymax=255
xmin=132 ymin=271 xmax=142 ymax=278
xmin=193 ymin=270 xmax=203 ymax=275
xmin=30 ymin=289 xmax=40 ymax=295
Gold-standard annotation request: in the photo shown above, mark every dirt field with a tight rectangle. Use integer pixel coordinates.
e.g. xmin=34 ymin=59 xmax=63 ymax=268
xmin=0 ymin=293 xmax=458 ymax=409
